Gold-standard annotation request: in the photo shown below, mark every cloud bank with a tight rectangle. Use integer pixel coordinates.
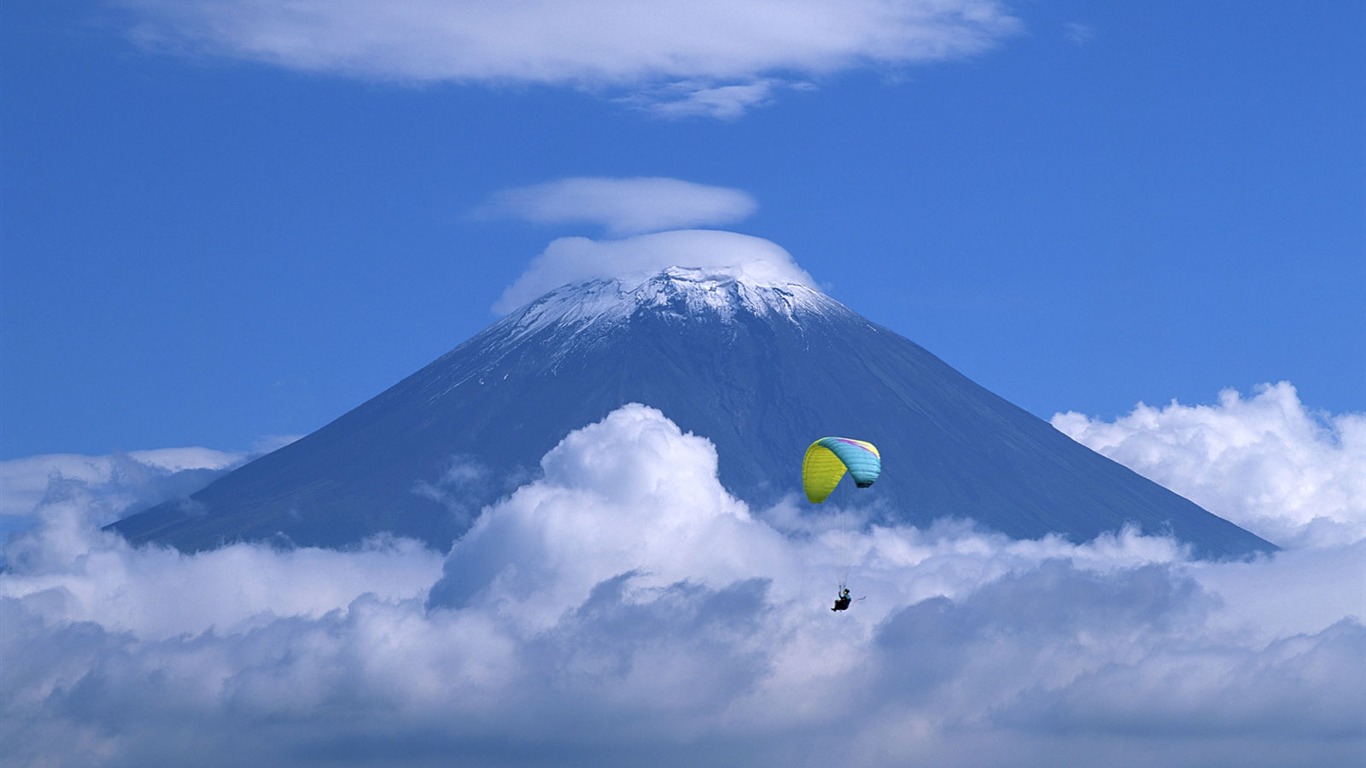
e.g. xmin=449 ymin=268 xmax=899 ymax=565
xmin=4 ymin=390 xmax=1364 ymax=767
xmin=494 ymin=229 xmax=816 ymax=313
xmin=1054 ymin=382 xmax=1366 ymax=549
xmin=480 ymin=177 xmax=759 ymax=236
xmin=110 ymin=0 xmax=1022 ymax=117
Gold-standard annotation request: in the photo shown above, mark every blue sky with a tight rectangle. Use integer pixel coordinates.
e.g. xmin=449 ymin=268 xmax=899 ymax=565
xmin=3 ymin=0 xmax=1362 ymax=460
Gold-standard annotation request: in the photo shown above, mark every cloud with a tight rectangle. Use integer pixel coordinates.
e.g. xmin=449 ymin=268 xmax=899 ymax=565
xmin=110 ymin=0 xmax=1022 ymax=116
xmin=0 ymin=448 xmax=247 ymax=556
xmin=0 ymin=439 xmax=299 ymax=554
xmin=0 ymin=448 xmax=245 ymax=519
xmin=1053 ymin=382 xmax=1366 ymax=549
xmin=494 ymin=229 xmax=816 ymax=313
xmin=426 ymin=404 xmax=789 ymax=628
xmin=410 ymin=454 xmax=524 ymax=532
xmin=4 ymin=398 xmax=1364 ymax=766
xmin=479 ymin=177 xmax=758 ymax=236
xmin=1063 ymin=22 xmax=1095 ymax=45
xmin=629 ymin=79 xmax=787 ymax=121
xmin=1 ymin=489 xmax=442 ymax=641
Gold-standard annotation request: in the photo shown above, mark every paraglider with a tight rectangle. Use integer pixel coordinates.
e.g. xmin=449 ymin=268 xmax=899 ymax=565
xmin=803 ymin=437 xmax=881 ymax=613
xmin=801 ymin=437 xmax=881 ymax=504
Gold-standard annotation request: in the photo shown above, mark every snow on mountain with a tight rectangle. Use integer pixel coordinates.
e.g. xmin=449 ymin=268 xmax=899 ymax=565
xmin=497 ymin=266 xmax=843 ymax=347
xmin=493 ymin=229 xmax=815 ymax=312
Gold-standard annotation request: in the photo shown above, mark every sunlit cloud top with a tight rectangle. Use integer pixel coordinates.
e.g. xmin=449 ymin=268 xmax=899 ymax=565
xmin=112 ymin=0 xmax=1022 ymax=117
xmin=1054 ymin=382 xmax=1366 ymax=550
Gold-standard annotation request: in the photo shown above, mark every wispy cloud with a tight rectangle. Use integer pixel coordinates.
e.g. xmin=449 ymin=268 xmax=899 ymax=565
xmin=0 ymin=448 xmax=244 ymax=520
xmin=110 ymin=0 xmax=1022 ymax=117
xmin=1063 ymin=21 xmax=1095 ymax=45
xmin=630 ymin=79 xmax=785 ymax=121
xmin=3 ymin=391 xmax=1364 ymax=766
xmin=0 ymin=440 xmax=299 ymax=553
xmin=478 ymin=177 xmax=758 ymax=236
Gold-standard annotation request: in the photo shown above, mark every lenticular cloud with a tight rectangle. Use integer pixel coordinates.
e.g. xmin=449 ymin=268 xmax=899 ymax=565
xmin=3 ymin=396 xmax=1364 ymax=767
xmin=480 ymin=177 xmax=759 ymax=236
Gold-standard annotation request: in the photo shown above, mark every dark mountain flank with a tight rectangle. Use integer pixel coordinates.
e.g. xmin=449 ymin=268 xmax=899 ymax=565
xmin=112 ymin=268 xmax=1273 ymax=558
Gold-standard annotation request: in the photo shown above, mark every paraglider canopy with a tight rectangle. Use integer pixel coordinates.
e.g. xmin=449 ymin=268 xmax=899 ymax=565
xmin=802 ymin=437 xmax=881 ymax=504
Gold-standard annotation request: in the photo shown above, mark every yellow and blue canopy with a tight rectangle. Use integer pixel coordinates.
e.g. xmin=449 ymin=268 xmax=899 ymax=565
xmin=801 ymin=437 xmax=881 ymax=504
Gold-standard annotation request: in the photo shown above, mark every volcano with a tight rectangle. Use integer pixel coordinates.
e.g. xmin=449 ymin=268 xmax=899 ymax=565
xmin=112 ymin=265 xmax=1273 ymax=558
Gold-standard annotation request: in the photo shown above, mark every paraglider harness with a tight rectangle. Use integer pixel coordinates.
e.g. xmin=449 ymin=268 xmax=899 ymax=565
xmin=832 ymin=587 xmax=853 ymax=611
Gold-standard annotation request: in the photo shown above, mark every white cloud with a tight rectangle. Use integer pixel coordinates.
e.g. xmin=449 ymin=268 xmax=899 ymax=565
xmin=479 ymin=177 xmax=758 ymax=236
xmin=110 ymin=0 xmax=1022 ymax=116
xmin=635 ymin=79 xmax=783 ymax=120
xmin=494 ymin=229 xmax=816 ymax=313
xmin=1053 ymin=382 xmax=1366 ymax=549
xmin=0 ymin=439 xmax=300 ymax=553
xmin=1 ymin=488 xmax=442 ymax=641
xmin=3 ymin=398 xmax=1363 ymax=766
xmin=0 ymin=448 xmax=245 ymax=518
xmin=428 ymin=404 xmax=790 ymax=629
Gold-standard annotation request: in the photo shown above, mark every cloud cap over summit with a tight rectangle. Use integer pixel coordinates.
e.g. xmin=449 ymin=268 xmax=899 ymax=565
xmin=495 ymin=230 xmax=816 ymax=313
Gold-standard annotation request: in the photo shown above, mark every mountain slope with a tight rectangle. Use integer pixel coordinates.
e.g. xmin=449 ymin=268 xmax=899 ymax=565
xmin=112 ymin=267 xmax=1274 ymax=557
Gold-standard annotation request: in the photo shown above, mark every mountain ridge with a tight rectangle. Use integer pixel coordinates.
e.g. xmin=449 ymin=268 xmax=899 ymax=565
xmin=111 ymin=267 xmax=1275 ymax=558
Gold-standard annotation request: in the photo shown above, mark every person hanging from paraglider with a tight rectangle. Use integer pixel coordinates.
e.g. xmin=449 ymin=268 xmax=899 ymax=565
xmin=832 ymin=586 xmax=853 ymax=612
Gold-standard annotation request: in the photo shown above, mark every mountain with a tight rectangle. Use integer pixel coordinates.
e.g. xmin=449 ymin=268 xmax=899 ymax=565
xmin=111 ymin=266 xmax=1274 ymax=558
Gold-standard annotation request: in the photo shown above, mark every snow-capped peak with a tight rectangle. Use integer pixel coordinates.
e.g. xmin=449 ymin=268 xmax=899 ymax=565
xmin=625 ymin=265 xmax=832 ymax=319
xmin=494 ymin=265 xmax=845 ymax=345
xmin=493 ymin=229 xmax=816 ymax=313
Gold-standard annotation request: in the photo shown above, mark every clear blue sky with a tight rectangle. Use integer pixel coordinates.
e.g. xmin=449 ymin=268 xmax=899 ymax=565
xmin=3 ymin=0 xmax=1363 ymax=460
